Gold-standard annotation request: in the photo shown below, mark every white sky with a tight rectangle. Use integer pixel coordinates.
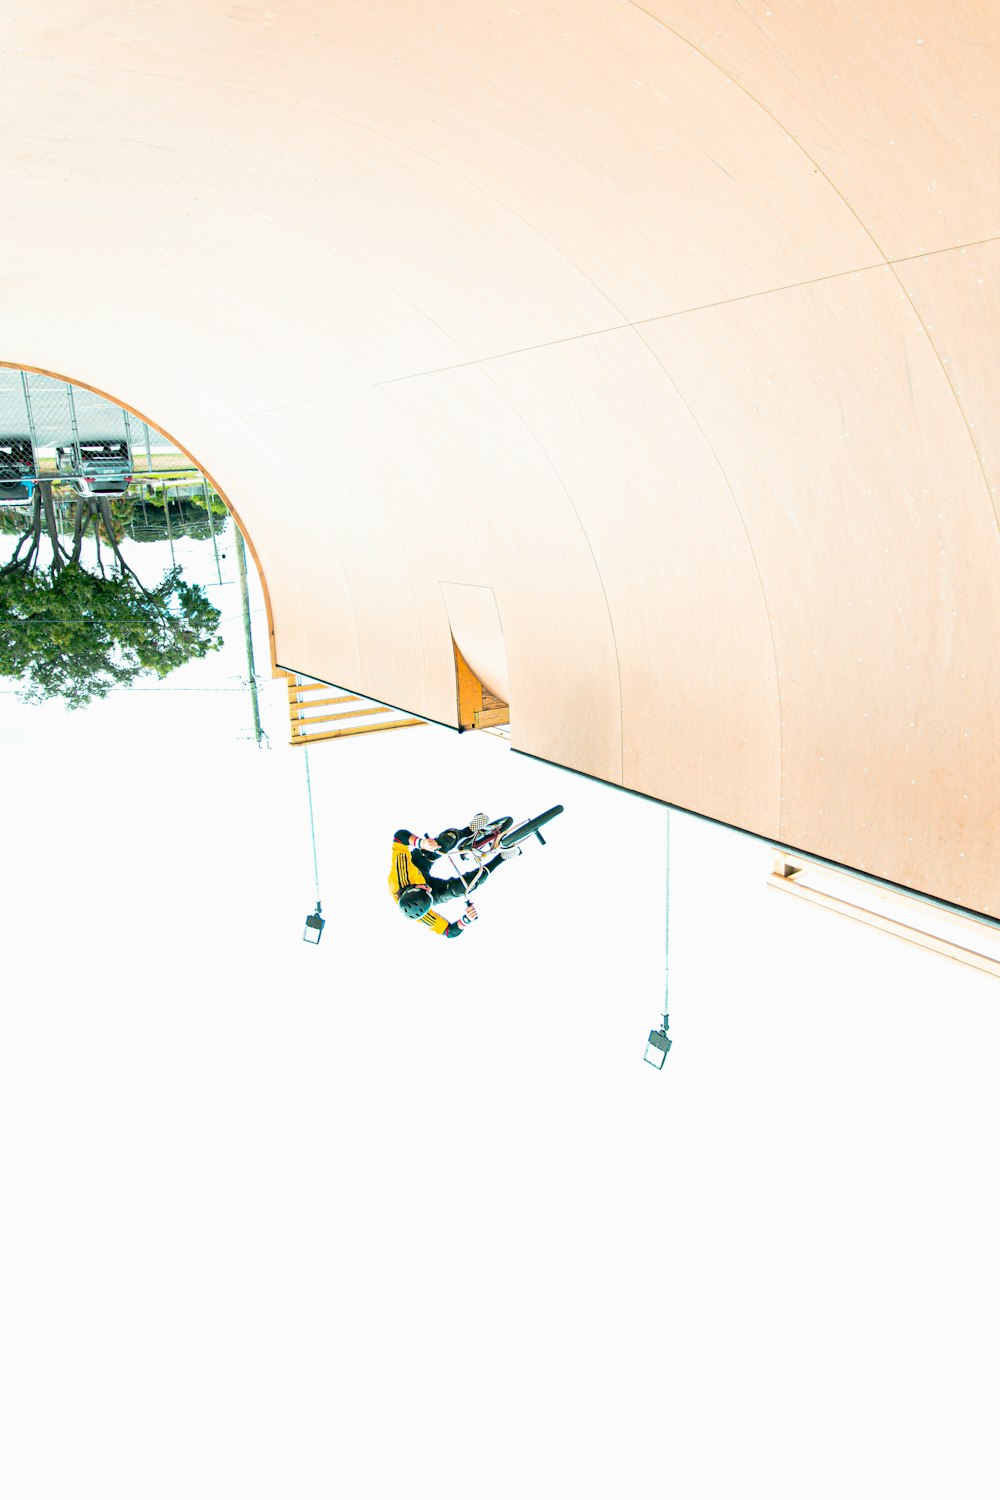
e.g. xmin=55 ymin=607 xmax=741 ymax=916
xmin=1 ymin=527 xmax=998 ymax=1499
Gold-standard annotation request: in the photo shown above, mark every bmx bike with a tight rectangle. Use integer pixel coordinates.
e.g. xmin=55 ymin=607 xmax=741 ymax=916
xmin=453 ymin=804 xmax=564 ymax=858
xmin=434 ymin=805 xmax=564 ymax=904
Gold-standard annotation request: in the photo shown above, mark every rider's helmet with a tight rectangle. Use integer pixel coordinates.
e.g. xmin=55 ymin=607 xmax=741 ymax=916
xmin=398 ymin=885 xmax=432 ymax=919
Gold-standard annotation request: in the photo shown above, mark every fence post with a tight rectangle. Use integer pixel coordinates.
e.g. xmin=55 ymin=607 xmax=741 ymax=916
xmin=203 ymin=479 xmax=222 ymax=585
xmin=65 ymin=382 xmax=81 ymax=468
xmin=122 ymin=403 xmax=134 ymax=471
xmin=162 ymin=479 xmax=176 ymax=565
xmin=235 ymin=526 xmax=262 ymax=746
xmin=20 ymin=372 xmax=39 ymax=475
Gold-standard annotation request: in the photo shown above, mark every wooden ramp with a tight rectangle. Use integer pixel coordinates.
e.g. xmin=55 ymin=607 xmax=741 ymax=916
xmin=4 ymin=2 xmax=999 ymax=915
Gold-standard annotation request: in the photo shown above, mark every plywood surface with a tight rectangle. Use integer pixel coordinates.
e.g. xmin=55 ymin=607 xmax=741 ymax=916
xmin=1 ymin=1 xmax=997 ymax=914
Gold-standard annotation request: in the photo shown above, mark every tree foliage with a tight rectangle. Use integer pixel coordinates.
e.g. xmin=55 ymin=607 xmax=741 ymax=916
xmin=0 ymin=484 xmax=222 ymax=709
xmin=143 ymin=483 xmax=228 ymax=518
xmin=128 ymin=496 xmax=229 ymax=544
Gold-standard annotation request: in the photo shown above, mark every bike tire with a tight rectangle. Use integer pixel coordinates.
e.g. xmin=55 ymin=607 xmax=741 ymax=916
xmin=500 ymin=804 xmax=564 ymax=848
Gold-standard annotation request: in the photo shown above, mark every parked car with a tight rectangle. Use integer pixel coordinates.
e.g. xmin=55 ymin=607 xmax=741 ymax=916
xmin=0 ymin=435 xmax=35 ymax=504
xmin=0 ymin=478 xmax=33 ymax=503
xmin=56 ymin=437 xmax=132 ymax=495
xmin=0 ymin=434 xmax=34 ymax=479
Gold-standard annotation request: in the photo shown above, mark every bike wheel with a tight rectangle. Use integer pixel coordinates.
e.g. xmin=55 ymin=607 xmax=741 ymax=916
xmin=457 ymin=815 xmax=513 ymax=852
xmin=500 ymin=805 xmax=564 ymax=848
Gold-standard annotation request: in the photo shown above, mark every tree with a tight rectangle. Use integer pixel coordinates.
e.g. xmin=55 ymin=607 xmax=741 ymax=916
xmin=0 ymin=482 xmax=222 ymax=708
xmin=128 ymin=495 xmax=229 ymax=544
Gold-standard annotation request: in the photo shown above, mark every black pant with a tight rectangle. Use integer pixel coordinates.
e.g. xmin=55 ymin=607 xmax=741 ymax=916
xmin=427 ymin=850 xmax=505 ymax=903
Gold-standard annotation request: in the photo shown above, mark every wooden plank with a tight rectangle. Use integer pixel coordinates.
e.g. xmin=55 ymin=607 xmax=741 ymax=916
xmin=771 ymin=852 xmax=1000 ymax=949
xmin=290 ymin=717 xmax=426 ymax=745
xmin=452 ymin=638 xmax=483 ymax=730
xmin=291 ymin=705 xmax=389 ymax=732
xmin=473 ymin=705 xmax=510 ymax=729
xmin=290 ymin=694 xmax=363 ymax=711
xmin=288 ymin=681 xmax=352 ymax=697
xmin=767 ymin=874 xmax=1000 ymax=981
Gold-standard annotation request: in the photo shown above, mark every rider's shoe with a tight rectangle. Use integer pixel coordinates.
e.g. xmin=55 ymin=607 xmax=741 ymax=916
xmin=467 ymin=813 xmax=488 ymax=833
xmin=500 ymin=844 xmax=522 ymax=860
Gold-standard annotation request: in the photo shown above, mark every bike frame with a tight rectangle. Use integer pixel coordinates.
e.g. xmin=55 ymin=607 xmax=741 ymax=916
xmin=446 ymin=805 xmax=563 ymax=908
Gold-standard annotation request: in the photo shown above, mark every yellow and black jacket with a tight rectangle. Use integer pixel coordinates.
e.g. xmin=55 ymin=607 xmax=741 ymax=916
xmin=388 ymin=828 xmax=464 ymax=938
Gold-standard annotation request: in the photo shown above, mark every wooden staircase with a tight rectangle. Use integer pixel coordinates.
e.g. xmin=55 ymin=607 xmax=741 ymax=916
xmin=284 ymin=673 xmax=425 ymax=747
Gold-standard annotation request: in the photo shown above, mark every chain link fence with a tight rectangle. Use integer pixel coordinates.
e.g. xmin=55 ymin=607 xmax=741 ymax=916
xmin=0 ymin=368 xmax=198 ymax=477
xmin=0 ymin=366 xmax=227 ymax=546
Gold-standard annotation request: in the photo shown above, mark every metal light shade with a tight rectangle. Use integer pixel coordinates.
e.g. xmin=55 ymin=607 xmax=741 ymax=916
xmin=303 ymin=904 xmax=325 ymax=944
xmin=644 ymin=1028 xmax=671 ymax=1069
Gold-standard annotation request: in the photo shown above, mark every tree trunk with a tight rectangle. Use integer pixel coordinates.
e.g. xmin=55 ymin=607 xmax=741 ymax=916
xmin=1 ymin=491 xmax=42 ymax=573
xmin=70 ymin=497 xmax=89 ymax=565
xmin=40 ymin=481 xmax=70 ymax=574
xmin=98 ymin=495 xmax=153 ymax=595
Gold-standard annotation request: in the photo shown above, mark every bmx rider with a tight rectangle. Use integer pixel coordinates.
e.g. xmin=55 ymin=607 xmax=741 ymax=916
xmin=388 ymin=815 xmax=517 ymax=937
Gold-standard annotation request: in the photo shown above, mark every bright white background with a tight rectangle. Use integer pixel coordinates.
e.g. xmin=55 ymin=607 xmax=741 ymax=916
xmin=0 ymin=537 xmax=997 ymax=1499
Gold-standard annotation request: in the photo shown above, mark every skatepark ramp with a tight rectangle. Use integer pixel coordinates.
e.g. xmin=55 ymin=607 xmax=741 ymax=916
xmin=1 ymin=2 xmax=998 ymax=917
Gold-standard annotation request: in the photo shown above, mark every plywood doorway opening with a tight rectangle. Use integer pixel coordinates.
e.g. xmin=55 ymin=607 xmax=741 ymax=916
xmin=453 ymin=639 xmax=510 ymax=733
xmin=442 ymin=581 xmax=510 ymax=734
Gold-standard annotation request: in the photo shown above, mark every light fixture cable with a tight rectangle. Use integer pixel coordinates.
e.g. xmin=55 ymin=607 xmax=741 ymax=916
xmin=303 ymin=739 xmax=321 ymax=908
xmin=663 ymin=806 xmax=671 ymax=1034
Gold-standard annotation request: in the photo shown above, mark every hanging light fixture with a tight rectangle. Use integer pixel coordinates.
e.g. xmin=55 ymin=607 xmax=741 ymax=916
xmin=644 ymin=1021 xmax=671 ymax=1069
xmin=303 ymin=901 xmax=325 ymax=945
xmin=301 ymin=734 xmax=324 ymax=946
xmin=644 ymin=808 xmax=673 ymax=1068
